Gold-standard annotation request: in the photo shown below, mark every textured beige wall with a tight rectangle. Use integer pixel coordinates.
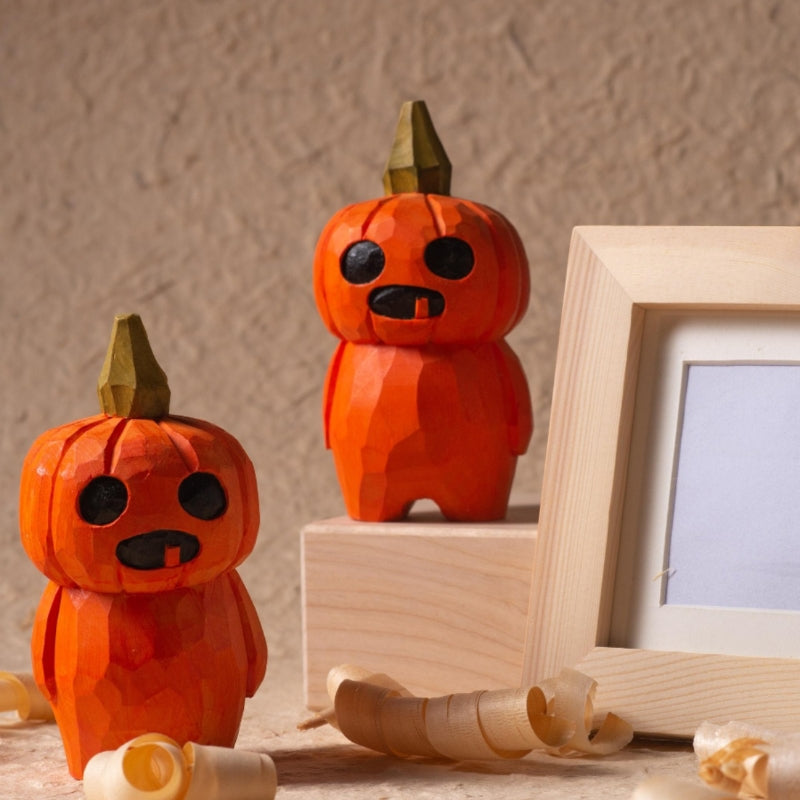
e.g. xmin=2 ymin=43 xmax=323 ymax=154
xmin=2 ymin=0 xmax=800 ymax=695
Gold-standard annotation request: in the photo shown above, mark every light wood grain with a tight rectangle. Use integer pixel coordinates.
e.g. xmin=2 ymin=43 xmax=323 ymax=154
xmin=578 ymin=648 xmax=800 ymax=737
xmin=302 ymin=505 xmax=537 ymax=709
xmin=523 ymin=226 xmax=800 ymax=736
xmin=523 ymin=228 xmax=645 ymax=681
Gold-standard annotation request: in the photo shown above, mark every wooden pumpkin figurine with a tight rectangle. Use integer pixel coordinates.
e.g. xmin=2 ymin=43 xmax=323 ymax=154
xmin=314 ymin=100 xmax=533 ymax=521
xmin=19 ymin=314 xmax=267 ymax=778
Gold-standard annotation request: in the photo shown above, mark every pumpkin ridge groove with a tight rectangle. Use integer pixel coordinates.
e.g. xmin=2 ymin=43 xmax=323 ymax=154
xmin=313 ymin=219 xmax=340 ymax=338
xmin=463 ymin=198 xmax=515 ymax=341
xmin=169 ymin=415 xmax=258 ymax=566
xmin=423 ymin=193 xmax=446 ymax=237
xmin=360 ymin=196 xmax=392 ymax=238
xmin=103 ymin=417 xmax=131 ymax=475
xmin=45 ymin=417 xmax=109 ymax=584
xmin=159 ymin=418 xmax=201 ymax=473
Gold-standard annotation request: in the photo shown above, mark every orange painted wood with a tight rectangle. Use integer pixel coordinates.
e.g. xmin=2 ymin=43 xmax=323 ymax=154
xmin=20 ymin=395 xmax=266 ymax=776
xmin=314 ymin=191 xmax=532 ymax=522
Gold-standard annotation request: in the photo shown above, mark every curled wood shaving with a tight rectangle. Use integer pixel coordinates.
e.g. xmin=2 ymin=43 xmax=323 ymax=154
xmin=696 ymin=722 xmax=800 ymax=800
xmin=82 ymin=733 xmax=276 ymax=800
xmin=0 ymin=671 xmax=54 ymax=722
xmin=299 ymin=664 xmax=632 ymax=761
xmin=697 ymin=736 xmax=768 ymax=797
xmin=634 ymin=721 xmax=800 ymax=799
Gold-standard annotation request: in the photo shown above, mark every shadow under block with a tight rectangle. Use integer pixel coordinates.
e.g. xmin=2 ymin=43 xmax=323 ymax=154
xmin=301 ymin=504 xmax=537 ymax=709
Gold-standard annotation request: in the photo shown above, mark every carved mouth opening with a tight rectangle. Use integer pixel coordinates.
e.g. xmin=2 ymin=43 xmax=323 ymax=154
xmin=116 ymin=530 xmax=200 ymax=570
xmin=368 ymin=285 xmax=445 ymax=320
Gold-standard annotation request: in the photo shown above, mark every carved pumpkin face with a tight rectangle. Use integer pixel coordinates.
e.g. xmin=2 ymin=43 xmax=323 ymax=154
xmin=20 ymin=413 xmax=259 ymax=594
xmin=313 ymin=192 xmax=529 ymax=346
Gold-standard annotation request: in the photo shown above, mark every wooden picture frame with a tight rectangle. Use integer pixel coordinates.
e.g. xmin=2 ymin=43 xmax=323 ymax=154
xmin=522 ymin=226 xmax=800 ymax=737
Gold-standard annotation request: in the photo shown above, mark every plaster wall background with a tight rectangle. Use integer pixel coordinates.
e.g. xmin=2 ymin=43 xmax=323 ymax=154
xmin=2 ymin=0 xmax=800 ymax=699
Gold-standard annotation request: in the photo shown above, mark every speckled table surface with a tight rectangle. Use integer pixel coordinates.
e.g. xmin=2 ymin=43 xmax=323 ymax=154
xmin=2 ymin=665 xmax=699 ymax=800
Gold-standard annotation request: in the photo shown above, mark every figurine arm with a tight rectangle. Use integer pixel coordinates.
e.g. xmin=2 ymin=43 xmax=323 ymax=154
xmin=227 ymin=570 xmax=267 ymax=697
xmin=30 ymin=581 xmax=63 ymax=703
xmin=322 ymin=341 xmax=347 ymax=449
xmin=493 ymin=341 xmax=533 ymax=455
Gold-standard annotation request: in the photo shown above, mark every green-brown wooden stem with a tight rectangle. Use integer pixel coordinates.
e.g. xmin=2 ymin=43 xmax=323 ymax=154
xmin=383 ymin=100 xmax=452 ymax=196
xmin=97 ymin=313 xmax=171 ymax=419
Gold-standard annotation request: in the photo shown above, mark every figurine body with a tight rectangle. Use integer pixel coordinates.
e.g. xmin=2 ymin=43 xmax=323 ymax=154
xmin=32 ymin=572 xmax=263 ymax=775
xmin=314 ymin=102 xmax=532 ymax=521
xmin=325 ymin=340 xmax=529 ymax=520
xmin=19 ymin=316 xmax=267 ymax=778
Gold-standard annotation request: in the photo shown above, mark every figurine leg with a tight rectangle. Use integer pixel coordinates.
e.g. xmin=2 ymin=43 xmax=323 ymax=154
xmin=344 ymin=484 xmax=414 ymax=522
xmin=53 ymin=710 xmax=88 ymax=779
xmin=336 ymin=468 xmax=415 ymax=521
xmin=434 ymin=456 xmax=516 ymax=522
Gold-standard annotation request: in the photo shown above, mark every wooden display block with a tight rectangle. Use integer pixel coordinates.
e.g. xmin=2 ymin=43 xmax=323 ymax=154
xmin=301 ymin=503 xmax=537 ymax=709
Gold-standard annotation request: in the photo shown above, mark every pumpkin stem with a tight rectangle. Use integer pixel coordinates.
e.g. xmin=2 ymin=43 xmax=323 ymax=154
xmin=97 ymin=314 xmax=171 ymax=419
xmin=383 ymin=100 xmax=452 ymax=196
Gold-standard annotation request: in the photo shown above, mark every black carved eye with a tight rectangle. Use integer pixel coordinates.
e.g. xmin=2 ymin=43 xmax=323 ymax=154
xmin=178 ymin=472 xmax=227 ymax=521
xmin=340 ymin=240 xmax=385 ymax=284
xmin=424 ymin=236 xmax=474 ymax=280
xmin=79 ymin=477 xmax=128 ymax=525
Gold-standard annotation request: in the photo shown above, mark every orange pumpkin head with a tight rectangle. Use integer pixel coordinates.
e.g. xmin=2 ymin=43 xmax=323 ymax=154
xmin=19 ymin=315 xmax=259 ymax=594
xmin=313 ymin=101 xmax=529 ymax=347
